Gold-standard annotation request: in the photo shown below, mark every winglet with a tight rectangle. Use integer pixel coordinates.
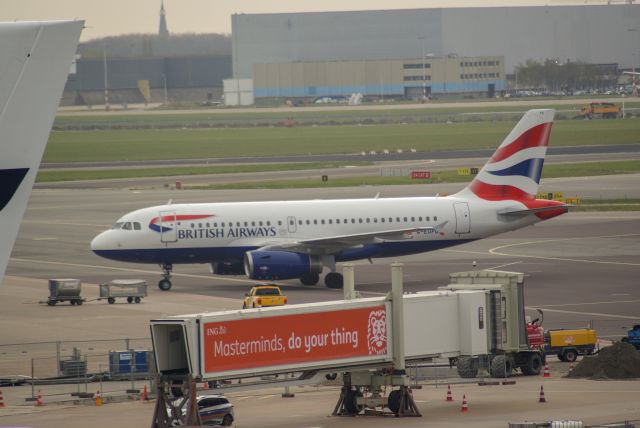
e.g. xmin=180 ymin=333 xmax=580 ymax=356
xmin=0 ymin=21 xmax=83 ymax=284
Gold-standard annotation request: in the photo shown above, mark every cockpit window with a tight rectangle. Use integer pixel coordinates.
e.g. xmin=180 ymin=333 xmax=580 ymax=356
xmin=133 ymin=222 xmax=141 ymax=230
xmin=111 ymin=222 xmax=125 ymax=230
xmin=122 ymin=222 xmax=133 ymax=230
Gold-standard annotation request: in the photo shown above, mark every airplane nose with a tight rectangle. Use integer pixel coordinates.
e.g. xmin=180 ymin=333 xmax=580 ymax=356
xmin=90 ymin=231 xmax=109 ymax=253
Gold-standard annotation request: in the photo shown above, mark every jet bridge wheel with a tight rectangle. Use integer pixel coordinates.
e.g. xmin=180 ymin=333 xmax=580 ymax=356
xmin=343 ymin=389 xmax=364 ymax=415
xmin=158 ymin=279 xmax=172 ymax=291
xmin=325 ymin=272 xmax=344 ymax=289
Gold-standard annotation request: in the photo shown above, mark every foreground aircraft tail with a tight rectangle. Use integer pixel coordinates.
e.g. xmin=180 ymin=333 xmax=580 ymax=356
xmin=0 ymin=21 xmax=83 ymax=283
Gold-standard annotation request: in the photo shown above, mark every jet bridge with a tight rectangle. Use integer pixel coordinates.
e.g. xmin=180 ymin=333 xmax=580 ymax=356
xmin=150 ymin=266 xmax=527 ymax=425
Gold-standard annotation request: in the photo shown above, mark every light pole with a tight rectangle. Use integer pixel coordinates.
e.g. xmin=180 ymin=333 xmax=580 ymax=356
xmin=103 ymin=42 xmax=110 ymax=111
xmin=418 ymin=36 xmax=427 ymax=102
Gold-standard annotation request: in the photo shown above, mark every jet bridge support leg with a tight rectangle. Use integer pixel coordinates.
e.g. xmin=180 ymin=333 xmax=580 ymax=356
xmin=332 ymin=263 xmax=421 ymax=418
xmin=151 ymin=375 xmax=201 ymax=428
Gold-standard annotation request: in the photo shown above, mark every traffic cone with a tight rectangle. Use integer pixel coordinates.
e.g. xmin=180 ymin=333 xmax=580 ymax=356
xmin=538 ymin=385 xmax=546 ymax=403
xmin=140 ymin=385 xmax=149 ymax=402
xmin=543 ymin=363 xmax=551 ymax=378
xmin=460 ymin=394 xmax=468 ymax=412
xmin=445 ymin=384 xmax=453 ymax=402
xmin=569 ymin=362 xmax=575 ymax=372
xmin=36 ymin=390 xmax=44 ymax=406
xmin=0 ymin=389 xmax=5 ymax=407
xmin=95 ymin=390 xmax=102 ymax=406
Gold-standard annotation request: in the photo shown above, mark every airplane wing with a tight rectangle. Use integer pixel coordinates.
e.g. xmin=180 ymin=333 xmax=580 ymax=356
xmin=257 ymin=224 xmax=446 ymax=253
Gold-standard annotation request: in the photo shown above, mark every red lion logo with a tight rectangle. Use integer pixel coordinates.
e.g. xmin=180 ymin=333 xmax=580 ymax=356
xmin=367 ymin=309 xmax=387 ymax=355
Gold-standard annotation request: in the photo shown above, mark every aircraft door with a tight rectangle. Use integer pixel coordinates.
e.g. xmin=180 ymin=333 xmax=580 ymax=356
xmin=287 ymin=216 xmax=297 ymax=234
xmin=453 ymin=202 xmax=471 ymax=234
xmin=159 ymin=211 xmax=177 ymax=243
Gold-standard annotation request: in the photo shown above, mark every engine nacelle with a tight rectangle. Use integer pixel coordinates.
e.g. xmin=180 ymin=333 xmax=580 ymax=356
xmin=210 ymin=261 xmax=245 ymax=276
xmin=244 ymin=250 xmax=322 ymax=280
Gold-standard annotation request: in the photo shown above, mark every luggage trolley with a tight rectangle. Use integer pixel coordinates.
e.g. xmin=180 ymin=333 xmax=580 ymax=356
xmin=47 ymin=279 xmax=84 ymax=306
xmin=99 ymin=279 xmax=147 ymax=304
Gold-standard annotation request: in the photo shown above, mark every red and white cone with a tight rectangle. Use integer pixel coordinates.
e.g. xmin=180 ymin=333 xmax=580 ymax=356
xmin=569 ymin=362 xmax=575 ymax=372
xmin=543 ymin=363 xmax=551 ymax=378
xmin=36 ymin=390 xmax=44 ymax=406
xmin=460 ymin=394 xmax=468 ymax=412
xmin=0 ymin=389 xmax=5 ymax=408
xmin=446 ymin=384 xmax=453 ymax=402
xmin=538 ymin=385 xmax=546 ymax=403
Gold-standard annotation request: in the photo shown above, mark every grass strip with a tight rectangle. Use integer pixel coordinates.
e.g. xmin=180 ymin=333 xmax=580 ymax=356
xmin=35 ymin=161 xmax=371 ymax=183
xmin=44 ymin=119 xmax=640 ymax=163
xmin=186 ymin=160 xmax=640 ymax=190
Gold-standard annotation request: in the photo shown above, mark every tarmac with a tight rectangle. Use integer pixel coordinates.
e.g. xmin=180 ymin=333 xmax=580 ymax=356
xmin=1 ymin=182 xmax=639 ymax=427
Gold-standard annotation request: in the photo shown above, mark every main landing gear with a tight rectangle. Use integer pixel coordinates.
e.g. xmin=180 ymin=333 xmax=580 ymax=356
xmin=325 ymin=272 xmax=344 ymax=289
xmin=158 ymin=263 xmax=173 ymax=291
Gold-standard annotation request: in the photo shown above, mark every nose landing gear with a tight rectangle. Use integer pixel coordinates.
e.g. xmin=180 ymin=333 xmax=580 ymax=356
xmin=158 ymin=263 xmax=173 ymax=291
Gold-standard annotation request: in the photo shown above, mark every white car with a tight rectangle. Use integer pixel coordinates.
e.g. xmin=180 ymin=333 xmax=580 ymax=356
xmin=169 ymin=394 xmax=234 ymax=426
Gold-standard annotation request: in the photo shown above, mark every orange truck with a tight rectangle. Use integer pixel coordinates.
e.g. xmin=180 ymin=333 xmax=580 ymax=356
xmin=579 ymin=102 xmax=620 ymax=119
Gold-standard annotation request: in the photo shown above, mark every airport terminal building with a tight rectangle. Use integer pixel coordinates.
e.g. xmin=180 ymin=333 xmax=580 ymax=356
xmin=231 ymin=4 xmax=639 ymax=100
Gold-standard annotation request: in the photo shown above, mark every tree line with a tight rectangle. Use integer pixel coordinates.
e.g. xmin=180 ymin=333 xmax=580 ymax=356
xmin=514 ymin=59 xmax=607 ymax=91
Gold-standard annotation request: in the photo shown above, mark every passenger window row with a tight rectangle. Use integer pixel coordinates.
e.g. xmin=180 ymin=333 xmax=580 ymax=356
xmin=293 ymin=215 xmax=437 ymax=226
xmin=182 ymin=216 xmax=438 ymax=229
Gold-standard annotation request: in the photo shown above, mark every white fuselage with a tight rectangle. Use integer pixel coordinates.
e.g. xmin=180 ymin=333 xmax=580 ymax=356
xmin=91 ymin=195 xmax=537 ymax=266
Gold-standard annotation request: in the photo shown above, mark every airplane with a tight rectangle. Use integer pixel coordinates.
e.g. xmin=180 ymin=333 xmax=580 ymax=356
xmin=0 ymin=20 xmax=84 ymax=284
xmin=91 ymin=109 xmax=569 ymax=291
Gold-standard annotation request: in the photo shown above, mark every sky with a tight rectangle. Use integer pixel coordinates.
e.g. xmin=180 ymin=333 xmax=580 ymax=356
xmin=1 ymin=0 xmax=598 ymax=41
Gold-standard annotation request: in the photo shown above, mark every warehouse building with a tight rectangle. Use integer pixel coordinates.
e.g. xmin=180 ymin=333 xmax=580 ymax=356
xmin=253 ymin=56 xmax=505 ymax=99
xmin=63 ymin=55 xmax=231 ymax=106
xmin=231 ymin=4 xmax=639 ymax=101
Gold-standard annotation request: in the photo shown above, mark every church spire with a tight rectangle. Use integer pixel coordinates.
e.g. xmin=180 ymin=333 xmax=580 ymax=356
xmin=159 ymin=0 xmax=169 ymax=38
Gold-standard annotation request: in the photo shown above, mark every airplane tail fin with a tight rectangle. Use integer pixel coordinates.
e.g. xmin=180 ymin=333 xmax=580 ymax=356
xmin=455 ymin=109 xmax=555 ymax=201
xmin=0 ymin=21 xmax=83 ymax=283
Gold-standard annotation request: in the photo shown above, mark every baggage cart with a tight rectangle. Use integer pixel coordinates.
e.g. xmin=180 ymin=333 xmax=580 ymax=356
xmin=47 ymin=279 xmax=84 ymax=306
xmin=99 ymin=279 xmax=147 ymax=304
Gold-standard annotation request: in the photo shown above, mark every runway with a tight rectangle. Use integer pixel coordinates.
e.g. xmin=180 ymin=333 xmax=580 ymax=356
xmin=6 ymin=184 xmax=640 ymax=341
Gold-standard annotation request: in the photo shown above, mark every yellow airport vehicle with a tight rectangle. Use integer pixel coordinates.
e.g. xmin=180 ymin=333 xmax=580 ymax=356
xmin=579 ymin=102 xmax=620 ymax=119
xmin=242 ymin=285 xmax=287 ymax=309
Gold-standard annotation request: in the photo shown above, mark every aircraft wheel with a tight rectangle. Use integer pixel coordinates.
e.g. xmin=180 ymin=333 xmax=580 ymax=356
xmin=300 ymin=273 xmax=320 ymax=286
xmin=325 ymin=272 xmax=344 ymax=289
xmin=158 ymin=279 xmax=172 ymax=291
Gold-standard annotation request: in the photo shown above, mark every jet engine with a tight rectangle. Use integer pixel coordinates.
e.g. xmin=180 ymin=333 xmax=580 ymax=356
xmin=244 ymin=250 xmax=322 ymax=280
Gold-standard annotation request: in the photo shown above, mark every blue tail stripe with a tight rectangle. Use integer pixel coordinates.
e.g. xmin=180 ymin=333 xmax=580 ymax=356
xmin=488 ymin=158 xmax=545 ymax=183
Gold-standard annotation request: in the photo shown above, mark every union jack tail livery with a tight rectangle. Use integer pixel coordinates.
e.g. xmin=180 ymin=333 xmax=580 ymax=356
xmin=461 ymin=109 xmax=553 ymax=201
xmin=456 ymin=109 xmax=568 ymax=219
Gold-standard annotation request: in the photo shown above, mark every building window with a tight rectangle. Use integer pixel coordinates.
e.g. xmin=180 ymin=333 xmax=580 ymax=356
xmin=404 ymin=75 xmax=431 ymax=81
xmin=403 ymin=63 xmax=431 ymax=69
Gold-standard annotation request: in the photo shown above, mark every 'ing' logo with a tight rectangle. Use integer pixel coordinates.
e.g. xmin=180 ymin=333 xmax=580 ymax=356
xmin=367 ymin=309 xmax=387 ymax=355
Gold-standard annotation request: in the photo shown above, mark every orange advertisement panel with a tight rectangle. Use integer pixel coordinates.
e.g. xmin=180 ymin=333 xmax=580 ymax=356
xmin=202 ymin=306 xmax=388 ymax=374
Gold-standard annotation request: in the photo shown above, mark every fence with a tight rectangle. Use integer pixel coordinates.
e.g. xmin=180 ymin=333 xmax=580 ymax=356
xmin=0 ymin=337 xmax=152 ymax=379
